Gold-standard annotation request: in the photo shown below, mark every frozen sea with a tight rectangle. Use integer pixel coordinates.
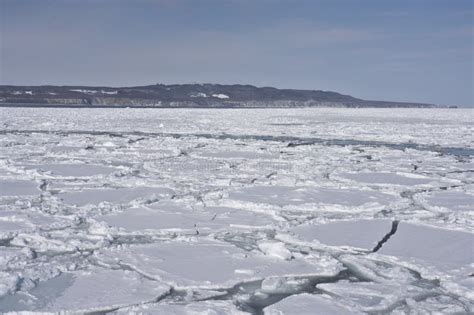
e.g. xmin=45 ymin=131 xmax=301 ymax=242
xmin=0 ymin=107 xmax=472 ymax=314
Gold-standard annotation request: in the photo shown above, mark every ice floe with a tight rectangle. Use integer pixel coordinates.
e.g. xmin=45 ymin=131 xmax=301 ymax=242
xmin=95 ymin=238 xmax=341 ymax=288
xmin=59 ymin=186 xmax=174 ymax=206
xmin=0 ymin=180 xmax=39 ymax=197
xmin=0 ymin=267 xmax=170 ymax=313
xmin=264 ymin=293 xmax=357 ymax=314
xmin=290 ymin=219 xmax=394 ymax=250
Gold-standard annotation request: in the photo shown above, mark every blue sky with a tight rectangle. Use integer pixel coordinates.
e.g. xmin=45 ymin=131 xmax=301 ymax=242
xmin=1 ymin=0 xmax=473 ymax=106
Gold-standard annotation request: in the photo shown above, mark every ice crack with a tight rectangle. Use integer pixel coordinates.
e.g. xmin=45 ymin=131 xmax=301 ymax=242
xmin=372 ymin=220 xmax=399 ymax=253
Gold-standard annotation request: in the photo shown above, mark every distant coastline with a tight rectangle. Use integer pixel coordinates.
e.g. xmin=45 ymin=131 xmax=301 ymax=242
xmin=0 ymin=83 xmax=441 ymax=108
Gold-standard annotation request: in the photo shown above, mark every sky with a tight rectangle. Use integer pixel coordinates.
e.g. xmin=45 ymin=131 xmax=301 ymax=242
xmin=1 ymin=0 xmax=473 ymax=107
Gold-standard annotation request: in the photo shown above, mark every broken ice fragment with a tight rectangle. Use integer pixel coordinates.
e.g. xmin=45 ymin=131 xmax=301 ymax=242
xmin=264 ymin=293 xmax=358 ymax=315
xmin=0 ymin=267 xmax=170 ymax=313
xmin=290 ymin=219 xmax=393 ymax=250
xmin=258 ymin=241 xmax=292 ymax=260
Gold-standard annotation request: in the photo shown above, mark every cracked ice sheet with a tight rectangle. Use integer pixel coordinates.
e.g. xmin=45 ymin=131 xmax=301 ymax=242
xmin=95 ymin=238 xmax=342 ymax=288
xmin=0 ymin=267 xmax=170 ymax=313
xmin=1 ymin=108 xmax=473 ymax=147
xmin=291 ymin=219 xmax=474 ymax=306
xmin=327 ymin=254 xmax=473 ymax=312
xmin=0 ymin=108 xmax=472 ymax=313
xmin=290 ymin=219 xmax=473 ymax=273
xmin=317 ymin=280 xmax=468 ymax=314
xmin=378 ymin=223 xmax=474 ymax=274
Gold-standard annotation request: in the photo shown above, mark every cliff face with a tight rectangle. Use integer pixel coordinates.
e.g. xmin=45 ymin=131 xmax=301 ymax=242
xmin=0 ymin=84 xmax=436 ymax=108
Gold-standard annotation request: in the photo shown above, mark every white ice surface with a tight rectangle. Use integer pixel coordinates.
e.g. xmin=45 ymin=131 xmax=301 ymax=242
xmin=258 ymin=241 xmax=292 ymax=260
xmin=0 ymin=180 xmax=39 ymax=197
xmin=0 ymin=210 xmax=70 ymax=239
xmin=99 ymin=204 xmax=274 ymax=232
xmin=0 ymin=267 xmax=170 ymax=313
xmin=316 ymin=280 xmax=465 ymax=313
xmin=264 ymin=293 xmax=357 ymax=315
xmin=341 ymin=172 xmax=433 ymax=186
xmin=0 ymin=108 xmax=472 ymax=313
xmin=118 ymin=300 xmax=247 ymax=314
xmin=422 ymin=190 xmax=473 ymax=212
xmin=59 ymin=186 xmax=174 ymax=206
xmin=96 ymin=238 xmax=340 ymax=288
xmin=290 ymin=219 xmax=393 ymax=250
xmin=228 ymin=186 xmax=397 ymax=208
xmin=30 ymin=163 xmax=116 ymax=177
xmin=378 ymin=222 xmax=474 ymax=272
